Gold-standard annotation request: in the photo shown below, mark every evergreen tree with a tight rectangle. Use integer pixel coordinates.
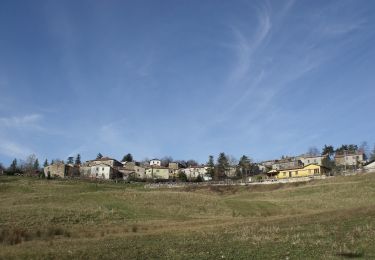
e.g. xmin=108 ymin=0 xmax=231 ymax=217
xmin=96 ymin=153 xmax=103 ymax=159
xmin=322 ymin=145 xmax=335 ymax=158
xmin=206 ymin=155 xmax=215 ymax=177
xmin=33 ymin=159 xmax=40 ymax=170
xmin=336 ymin=144 xmax=358 ymax=155
xmin=0 ymin=163 xmax=4 ymax=174
xmin=196 ymin=175 xmax=203 ymax=182
xmin=9 ymin=158 xmax=17 ymax=174
xmin=239 ymin=155 xmax=251 ymax=179
xmin=322 ymin=156 xmax=335 ymax=169
xmin=67 ymin=156 xmax=74 ymax=164
xmin=178 ymin=171 xmax=188 ymax=182
xmin=75 ymin=154 xmax=81 ymax=165
xmin=43 ymin=159 xmax=49 ymax=167
xmin=122 ymin=153 xmax=133 ymax=162
xmin=216 ymin=152 xmax=229 ymax=180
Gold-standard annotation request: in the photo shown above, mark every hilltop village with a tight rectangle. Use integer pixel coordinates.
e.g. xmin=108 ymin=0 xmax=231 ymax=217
xmin=39 ymin=148 xmax=375 ymax=182
xmin=2 ymin=144 xmax=375 ymax=182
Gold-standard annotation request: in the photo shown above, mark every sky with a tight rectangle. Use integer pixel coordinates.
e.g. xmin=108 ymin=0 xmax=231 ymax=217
xmin=0 ymin=0 xmax=375 ymax=165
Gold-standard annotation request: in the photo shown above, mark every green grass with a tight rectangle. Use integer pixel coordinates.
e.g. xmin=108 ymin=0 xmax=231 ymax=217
xmin=1 ymin=174 xmax=375 ymax=259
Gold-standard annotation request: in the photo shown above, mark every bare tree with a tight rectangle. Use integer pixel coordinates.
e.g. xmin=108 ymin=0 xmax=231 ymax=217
xmin=307 ymin=146 xmax=320 ymax=156
xmin=161 ymin=156 xmax=173 ymax=167
xmin=228 ymin=155 xmax=238 ymax=166
xmin=186 ymin=159 xmax=199 ymax=167
xmin=359 ymin=141 xmax=370 ymax=161
xmin=21 ymin=154 xmax=38 ymax=175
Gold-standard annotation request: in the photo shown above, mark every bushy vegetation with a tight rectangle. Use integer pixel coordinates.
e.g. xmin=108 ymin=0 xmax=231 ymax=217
xmin=1 ymin=173 xmax=375 ymax=259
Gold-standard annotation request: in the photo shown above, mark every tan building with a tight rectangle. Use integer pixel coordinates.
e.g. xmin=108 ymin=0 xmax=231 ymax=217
xmin=145 ymin=166 xmax=173 ymax=180
xmin=80 ymin=157 xmax=123 ymax=180
xmin=298 ymin=154 xmax=328 ymax=166
xmin=334 ymin=152 xmax=364 ymax=167
xmin=272 ymin=159 xmax=303 ymax=170
xmin=44 ymin=163 xmax=80 ymax=178
xmin=168 ymin=162 xmax=180 ymax=170
xmin=85 ymin=157 xmax=123 ymax=167
xmin=120 ymin=162 xmax=146 ymax=179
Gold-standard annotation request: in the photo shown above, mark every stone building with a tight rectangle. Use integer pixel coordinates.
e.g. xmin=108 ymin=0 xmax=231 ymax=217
xmin=44 ymin=163 xmax=80 ymax=178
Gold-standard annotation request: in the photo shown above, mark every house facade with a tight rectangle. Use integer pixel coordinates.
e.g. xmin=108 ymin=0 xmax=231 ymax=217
xmin=272 ymin=159 xmax=303 ymax=170
xmin=90 ymin=164 xmax=113 ymax=179
xmin=364 ymin=161 xmax=375 ymax=172
xmin=181 ymin=166 xmax=207 ymax=180
xmin=44 ymin=163 xmax=80 ymax=178
xmin=120 ymin=162 xmax=146 ymax=179
xmin=150 ymin=159 xmax=161 ymax=167
xmin=298 ymin=154 xmax=328 ymax=166
xmin=274 ymin=164 xmax=330 ymax=179
xmin=168 ymin=162 xmax=180 ymax=170
xmin=334 ymin=152 xmax=365 ymax=167
xmin=79 ymin=157 xmax=123 ymax=180
xmin=145 ymin=166 xmax=173 ymax=180
xmin=86 ymin=157 xmax=123 ymax=167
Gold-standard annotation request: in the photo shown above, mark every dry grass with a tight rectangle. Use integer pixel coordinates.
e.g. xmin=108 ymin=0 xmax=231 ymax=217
xmin=1 ymin=173 xmax=375 ymax=259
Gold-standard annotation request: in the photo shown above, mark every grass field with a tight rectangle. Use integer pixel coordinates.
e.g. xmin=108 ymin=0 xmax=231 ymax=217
xmin=1 ymin=173 xmax=375 ymax=259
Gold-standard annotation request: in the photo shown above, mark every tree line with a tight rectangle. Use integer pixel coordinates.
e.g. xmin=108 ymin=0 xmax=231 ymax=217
xmin=1 ymin=141 xmax=375 ymax=177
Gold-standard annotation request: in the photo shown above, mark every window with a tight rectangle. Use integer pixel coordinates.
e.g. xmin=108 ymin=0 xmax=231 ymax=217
xmin=308 ymin=160 xmax=310 ymax=163
xmin=102 ymin=167 xmax=104 ymax=171
xmin=295 ymin=171 xmax=298 ymax=175
xmin=283 ymin=172 xmax=286 ymax=176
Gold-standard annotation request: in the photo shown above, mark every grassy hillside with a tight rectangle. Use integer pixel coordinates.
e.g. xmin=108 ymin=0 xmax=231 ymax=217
xmin=1 ymin=174 xmax=375 ymax=259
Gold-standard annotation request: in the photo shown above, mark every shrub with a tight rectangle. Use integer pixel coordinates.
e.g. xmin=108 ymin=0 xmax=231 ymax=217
xmin=131 ymin=225 xmax=138 ymax=233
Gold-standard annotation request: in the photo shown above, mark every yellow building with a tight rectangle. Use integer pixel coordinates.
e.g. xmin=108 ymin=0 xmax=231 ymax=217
xmin=274 ymin=164 xmax=330 ymax=179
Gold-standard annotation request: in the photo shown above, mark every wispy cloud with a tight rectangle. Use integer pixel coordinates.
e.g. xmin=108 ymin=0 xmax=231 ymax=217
xmin=227 ymin=6 xmax=271 ymax=87
xmin=0 ymin=114 xmax=43 ymax=129
xmin=0 ymin=139 xmax=34 ymax=158
xmin=322 ymin=20 xmax=365 ymax=36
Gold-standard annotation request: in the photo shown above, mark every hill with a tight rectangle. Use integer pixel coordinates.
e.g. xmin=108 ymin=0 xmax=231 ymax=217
xmin=1 ymin=173 xmax=375 ymax=259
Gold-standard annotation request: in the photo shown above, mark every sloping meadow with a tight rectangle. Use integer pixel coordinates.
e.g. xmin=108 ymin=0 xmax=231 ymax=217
xmin=1 ymin=173 xmax=375 ymax=259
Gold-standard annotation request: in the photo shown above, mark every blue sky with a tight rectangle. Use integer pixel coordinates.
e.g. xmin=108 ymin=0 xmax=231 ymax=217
xmin=1 ymin=0 xmax=375 ymax=165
